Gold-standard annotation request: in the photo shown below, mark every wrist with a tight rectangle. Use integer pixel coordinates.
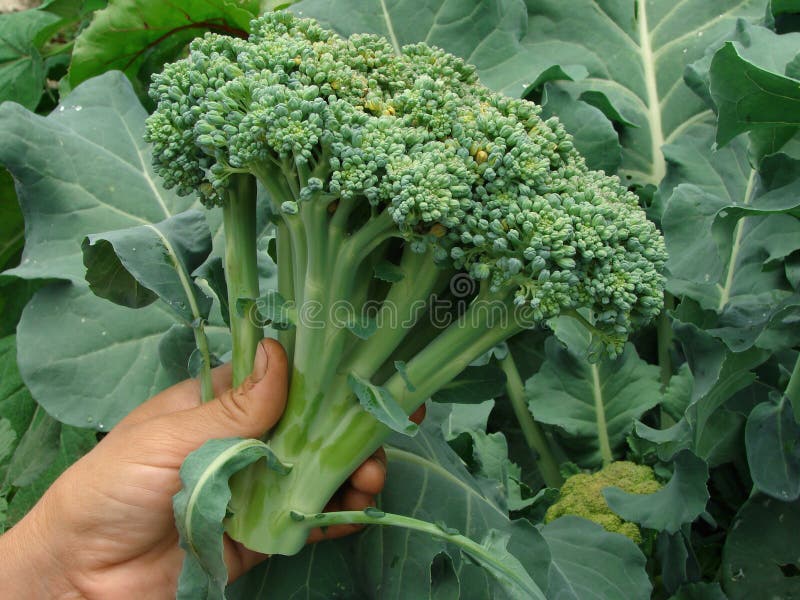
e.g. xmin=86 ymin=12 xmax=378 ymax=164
xmin=0 ymin=501 xmax=83 ymax=599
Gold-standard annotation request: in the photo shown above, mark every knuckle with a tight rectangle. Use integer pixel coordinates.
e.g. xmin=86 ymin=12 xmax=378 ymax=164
xmin=218 ymin=385 xmax=251 ymax=423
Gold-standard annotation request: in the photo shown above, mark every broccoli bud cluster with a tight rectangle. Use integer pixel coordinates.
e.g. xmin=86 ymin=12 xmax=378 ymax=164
xmin=145 ymin=12 xmax=666 ymax=354
xmin=545 ymin=461 xmax=661 ymax=543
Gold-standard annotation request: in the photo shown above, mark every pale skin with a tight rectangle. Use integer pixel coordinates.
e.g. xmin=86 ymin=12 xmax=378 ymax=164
xmin=0 ymin=339 xmax=424 ymax=599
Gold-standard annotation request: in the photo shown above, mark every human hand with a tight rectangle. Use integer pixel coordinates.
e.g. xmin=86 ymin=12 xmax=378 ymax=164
xmin=0 ymin=339 xmax=412 ymax=599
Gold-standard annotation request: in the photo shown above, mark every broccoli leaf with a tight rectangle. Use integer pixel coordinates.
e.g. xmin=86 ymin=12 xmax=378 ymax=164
xmin=431 ymin=365 xmax=507 ymax=404
xmin=158 ymin=324 xmax=201 ymax=381
xmin=721 ymin=494 xmax=800 ymax=599
xmin=0 ymin=73 xmax=232 ymax=430
xmin=175 ymin=437 xmax=291 ymax=600
xmin=227 ymin=538 xmax=359 ymax=599
xmin=603 ymin=450 xmax=710 ymax=534
xmin=540 ymin=85 xmax=621 ymax=174
xmin=518 ymin=0 xmax=762 ymax=186
xmin=68 ymin=0 xmax=261 ymax=91
xmin=541 ymin=516 xmax=651 ymax=600
xmin=672 ymin=318 xmax=769 ymax=450
xmin=745 ymin=395 xmax=800 ymax=501
xmin=82 ymin=209 xmax=213 ymax=322
xmin=193 ymin=257 xmax=230 ymax=328
xmin=359 ymin=426 xmax=550 ymax=598
xmin=247 ymin=291 xmax=296 ymax=330
xmin=17 ymin=283 xmax=181 ymax=429
xmin=0 ymin=71 xmax=198 ymax=283
xmin=3 ymin=411 xmax=96 ymax=530
xmin=348 ymin=373 xmax=418 ymax=436
xmin=710 ymin=42 xmax=800 ymax=148
xmin=0 ymin=9 xmax=62 ymax=110
xmin=373 ymin=260 xmax=405 ymax=283
xmin=661 ymin=116 xmax=800 ymax=353
xmin=526 ymin=339 xmax=661 ymax=467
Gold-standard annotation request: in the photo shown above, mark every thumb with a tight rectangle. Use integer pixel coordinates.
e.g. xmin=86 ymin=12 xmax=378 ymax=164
xmin=151 ymin=339 xmax=289 ymax=455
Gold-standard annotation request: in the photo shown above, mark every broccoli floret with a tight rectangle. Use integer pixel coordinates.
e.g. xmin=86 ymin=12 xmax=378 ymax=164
xmin=144 ymin=12 xmax=667 ymax=555
xmin=545 ymin=461 xmax=661 ymax=543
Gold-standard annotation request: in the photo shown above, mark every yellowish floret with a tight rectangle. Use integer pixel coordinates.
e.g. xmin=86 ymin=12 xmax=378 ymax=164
xmin=544 ymin=461 xmax=661 ymax=543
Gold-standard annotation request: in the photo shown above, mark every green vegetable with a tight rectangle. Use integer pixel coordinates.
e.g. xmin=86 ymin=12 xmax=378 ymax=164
xmin=544 ymin=461 xmax=661 ymax=543
xmin=143 ymin=11 xmax=666 ymax=556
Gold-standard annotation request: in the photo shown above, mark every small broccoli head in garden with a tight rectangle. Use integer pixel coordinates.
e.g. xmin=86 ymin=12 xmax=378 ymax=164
xmin=544 ymin=461 xmax=661 ymax=543
xmin=144 ymin=11 xmax=666 ymax=355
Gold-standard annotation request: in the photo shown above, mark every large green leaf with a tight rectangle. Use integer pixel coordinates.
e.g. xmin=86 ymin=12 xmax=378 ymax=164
xmin=17 ymin=283 xmax=180 ymax=429
xmin=540 ymin=516 xmax=652 ymax=600
xmin=83 ymin=210 xmax=213 ymax=321
xmin=68 ymin=0 xmax=260 ymax=90
xmin=603 ymin=450 xmax=709 ymax=534
xmin=710 ymin=40 xmax=800 ymax=147
xmin=673 ymin=317 xmax=769 ymax=449
xmin=0 ymin=336 xmax=36 ymax=446
xmin=686 ymin=19 xmax=800 ymax=161
xmin=0 ymin=9 xmax=62 ymax=110
xmin=523 ymin=0 xmax=762 ymax=185
xmin=745 ymin=395 xmax=800 ymax=501
xmin=291 ymin=0 xmax=587 ymax=98
xmin=526 ymin=338 xmax=662 ymax=466
xmin=227 ymin=539 xmax=359 ymax=599
xmin=3 ymin=410 xmax=96 ymax=530
xmin=721 ymin=494 xmax=800 ymax=599
xmin=0 ymin=73 xmax=231 ymax=429
xmin=0 ymin=71 xmax=197 ymax=283
xmin=431 ymin=365 xmax=507 ymax=405
xmin=662 ymin=117 xmax=800 ymax=352
xmin=356 ymin=427 xmax=549 ymax=598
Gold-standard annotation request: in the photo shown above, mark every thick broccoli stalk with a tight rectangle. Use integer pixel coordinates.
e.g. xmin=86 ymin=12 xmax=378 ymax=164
xmin=145 ymin=12 xmax=667 ymax=555
xmin=545 ymin=461 xmax=661 ymax=543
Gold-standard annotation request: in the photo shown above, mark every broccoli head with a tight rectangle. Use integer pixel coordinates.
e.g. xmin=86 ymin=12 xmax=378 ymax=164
xmin=143 ymin=12 xmax=667 ymax=555
xmin=145 ymin=11 xmax=666 ymax=353
xmin=545 ymin=461 xmax=661 ymax=543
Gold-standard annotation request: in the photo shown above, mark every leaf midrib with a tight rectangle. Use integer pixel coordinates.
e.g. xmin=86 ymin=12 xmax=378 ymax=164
xmin=636 ymin=0 xmax=667 ymax=183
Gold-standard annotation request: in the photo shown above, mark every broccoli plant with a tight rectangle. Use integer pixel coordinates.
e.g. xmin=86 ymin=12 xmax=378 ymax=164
xmin=141 ymin=10 xmax=667 ymax=564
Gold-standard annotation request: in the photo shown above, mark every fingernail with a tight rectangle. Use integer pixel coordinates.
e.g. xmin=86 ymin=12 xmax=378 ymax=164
xmin=252 ymin=342 xmax=269 ymax=381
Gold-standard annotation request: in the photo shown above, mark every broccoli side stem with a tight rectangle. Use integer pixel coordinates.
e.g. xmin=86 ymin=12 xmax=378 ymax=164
xmin=499 ymin=353 xmax=563 ymax=488
xmin=335 ymin=247 xmax=447 ymax=384
xmin=275 ymin=221 xmax=296 ymax=363
xmin=657 ymin=292 xmax=676 ymax=427
xmin=193 ymin=320 xmax=215 ymax=402
xmin=223 ymin=174 xmax=262 ymax=387
xmin=289 ymin=208 xmax=399 ymax=419
xmin=383 ymin=293 xmax=524 ymax=409
xmin=290 ymin=509 xmax=547 ymax=600
xmin=254 ymin=169 xmax=307 ymax=305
